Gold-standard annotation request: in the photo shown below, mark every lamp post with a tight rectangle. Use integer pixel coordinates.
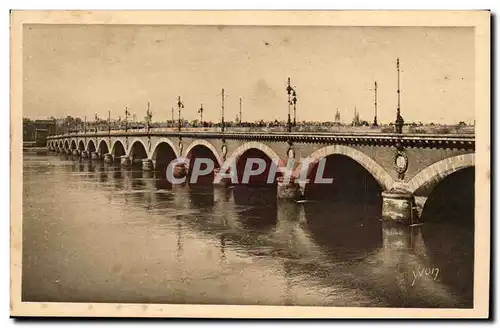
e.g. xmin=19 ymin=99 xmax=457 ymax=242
xmin=373 ymin=81 xmax=378 ymax=127
xmin=108 ymin=110 xmax=111 ymax=133
xmin=292 ymin=90 xmax=297 ymax=127
xmin=177 ymin=96 xmax=184 ymax=132
xmin=198 ymin=104 xmax=204 ymax=125
xmin=146 ymin=101 xmax=152 ymax=132
xmin=286 ymin=77 xmax=296 ymax=132
xmin=395 ymin=58 xmax=404 ymax=134
xmin=239 ymin=97 xmax=242 ymax=127
xmin=220 ymin=89 xmax=227 ymax=132
xmin=171 ymin=107 xmax=174 ymax=127
xmin=93 ymin=113 xmax=98 ymax=136
xmin=125 ymin=107 xmax=130 ymax=132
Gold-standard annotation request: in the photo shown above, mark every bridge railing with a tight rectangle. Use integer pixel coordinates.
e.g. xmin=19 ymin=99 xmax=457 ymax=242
xmin=47 ymin=130 xmax=475 ymax=143
xmin=49 ymin=124 xmax=474 ymax=139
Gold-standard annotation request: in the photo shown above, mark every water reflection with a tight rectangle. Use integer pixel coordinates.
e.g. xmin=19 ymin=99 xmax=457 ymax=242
xmin=188 ymin=185 xmax=215 ymax=208
xmin=232 ymin=186 xmax=277 ymax=232
xmin=421 ymin=222 xmax=474 ymax=306
xmin=22 ymin=154 xmax=474 ymax=308
xmin=302 ymin=201 xmax=382 ymax=262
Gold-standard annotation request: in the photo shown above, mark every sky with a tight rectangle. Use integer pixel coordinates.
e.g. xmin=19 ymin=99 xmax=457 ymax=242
xmin=23 ymin=25 xmax=475 ymax=124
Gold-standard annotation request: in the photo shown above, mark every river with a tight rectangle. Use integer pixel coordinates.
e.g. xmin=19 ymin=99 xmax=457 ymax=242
xmin=22 ymin=153 xmax=474 ymax=308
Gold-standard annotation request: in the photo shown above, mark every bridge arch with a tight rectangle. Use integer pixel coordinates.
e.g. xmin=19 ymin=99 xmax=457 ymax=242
xmin=224 ymin=142 xmax=282 ymax=184
xmin=97 ymin=139 xmax=110 ymax=155
xmin=407 ymin=153 xmax=475 ymax=195
xmin=185 ymin=140 xmax=223 ymax=168
xmin=184 ymin=140 xmax=223 ymax=184
xmin=111 ymin=139 xmax=126 ymax=159
xmin=151 ymin=138 xmax=179 ymax=159
xmin=299 ymin=145 xmax=394 ymax=191
xmin=59 ymin=141 xmax=63 ymax=148
xmin=224 ymin=142 xmax=281 ymax=169
xmin=64 ymin=140 xmax=69 ymax=149
xmin=422 ymin=166 xmax=474 ymax=222
xmin=128 ymin=139 xmax=149 ymax=163
xmin=70 ymin=139 xmax=77 ymax=150
xmin=151 ymin=138 xmax=178 ymax=176
xmin=87 ymin=139 xmax=96 ymax=153
xmin=78 ymin=140 xmax=85 ymax=151
xmin=407 ymin=153 xmax=475 ymax=219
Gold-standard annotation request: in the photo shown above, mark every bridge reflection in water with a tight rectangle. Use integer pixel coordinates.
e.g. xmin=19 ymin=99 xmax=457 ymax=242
xmin=22 ymin=153 xmax=473 ymax=308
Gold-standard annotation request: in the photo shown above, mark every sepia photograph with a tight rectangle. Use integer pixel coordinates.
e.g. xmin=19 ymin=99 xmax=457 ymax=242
xmin=10 ymin=10 xmax=490 ymax=318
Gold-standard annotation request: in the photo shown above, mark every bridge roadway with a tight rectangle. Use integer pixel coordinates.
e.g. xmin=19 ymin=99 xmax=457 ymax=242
xmin=47 ymin=129 xmax=475 ymax=225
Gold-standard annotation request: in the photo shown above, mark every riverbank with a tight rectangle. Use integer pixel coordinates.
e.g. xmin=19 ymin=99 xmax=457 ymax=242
xmin=23 ymin=147 xmax=49 ymax=155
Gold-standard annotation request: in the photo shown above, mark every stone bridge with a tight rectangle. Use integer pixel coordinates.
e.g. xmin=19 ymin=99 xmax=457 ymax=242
xmin=47 ymin=130 xmax=475 ymax=225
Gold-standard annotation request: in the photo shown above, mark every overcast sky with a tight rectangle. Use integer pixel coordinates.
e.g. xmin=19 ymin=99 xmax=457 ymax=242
xmin=23 ymin=25 xmax=474 ymax=124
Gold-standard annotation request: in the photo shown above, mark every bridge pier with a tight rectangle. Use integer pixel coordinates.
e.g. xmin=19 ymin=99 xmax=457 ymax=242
xmin=120 ymin=155 xmax=131 ymax=167
xmin=173 ymin=163 xmax=188 ymax=179
xmin=90 ymin=151 xmax=99 ymax=161
xmin=130 ymin=158 xmax=142 ymax=166
xmin=103 ymin=153 xmax=113 ymax=164
xmin=381 ymin=221 xmax=419 ymax=250
xmin=276 ymin=176 xmax=302 ymax=201
xmin=81 ymin=151 xmax=89 ymax=159
xmin=213 ymin=167 xmax=233 ymax=187
xmin=381 ymin=189 xmax=417 ymax=225
xmin=142 ymin=159 xmax=154 ymax=171
xmin=72 ymin=149 xmax=79 ymax=156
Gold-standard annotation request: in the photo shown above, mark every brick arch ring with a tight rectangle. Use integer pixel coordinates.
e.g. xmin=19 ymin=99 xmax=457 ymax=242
xmin=406 ymin=153 xmax=475 ymax=195
xmin=86 ymin=138 xmax=98 ymax=152
xmin=110 ymin=139 xmax=126 ymax=154
xmin=97 ymin=138 xmax=111 ymax=154
xmin=183 ymin=139 xmax=223 ymax=168
xmin=70 ymin=139 xmax=77 ymax=149
xmin=295 ymin=144 xmax=395 ymax=191
xmin=127 ymin=138 xmax=149 ymax=157
xmin=150 ymin=137 xmax=180 ymax=160
xmin=222 ymin=142 xmax=282 ymax=172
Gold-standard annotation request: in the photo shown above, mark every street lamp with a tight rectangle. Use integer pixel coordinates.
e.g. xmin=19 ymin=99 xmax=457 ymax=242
xmin=239 ymin=97 xmax=242 ymax=127
xmin=395 ymin=58 xmax=404 ymax=134
xmin=125 ymin=106 xmax=130 ymax=132
xmin=198 ymin=104 xmax=204 ymax=126
xmin=373 ymin=81 xmax=378 ymax=127
xmin=146 ymin=101 xmax=152 ymax=132
xmin=177 ymin=96 xmax=184 ymax=132
xmin=221 ymin=88 xmax=226 ymax=133
xmin=286 ymin=77 xmax=296 ymax=132
xmin=107 ymin=110 xmax=111 ymax=133
xmin=291 ymin=90 xmax=297 ymax=127
xmin=94 ymin=113 xmax=99 ymax=132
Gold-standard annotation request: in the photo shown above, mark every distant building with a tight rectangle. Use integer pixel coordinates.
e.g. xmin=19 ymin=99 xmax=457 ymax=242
xmin=334 ymin=109 xmax=341 ymax=124
xmin=352 ymin=107 xmax=360 ymax=126
xmin=23 ymin=119 xmax=56 ymax=146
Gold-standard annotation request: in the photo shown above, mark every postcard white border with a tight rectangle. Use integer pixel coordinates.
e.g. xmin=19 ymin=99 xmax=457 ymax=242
xmin=10 ymin=10 xmax=491 ymax=318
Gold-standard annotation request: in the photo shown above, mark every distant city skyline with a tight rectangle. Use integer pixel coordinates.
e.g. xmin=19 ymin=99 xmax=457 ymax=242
xmin=23 ymin=25 xmax=474 ymax=124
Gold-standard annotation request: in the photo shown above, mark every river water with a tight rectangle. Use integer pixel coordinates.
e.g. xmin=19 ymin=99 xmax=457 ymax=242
xmin=22 ymin=154 xmax=474 ymax=308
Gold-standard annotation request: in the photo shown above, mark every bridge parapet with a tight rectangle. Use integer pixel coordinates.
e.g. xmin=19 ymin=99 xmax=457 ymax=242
xmin=48 ymin=131 xmax=474 ymax=151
